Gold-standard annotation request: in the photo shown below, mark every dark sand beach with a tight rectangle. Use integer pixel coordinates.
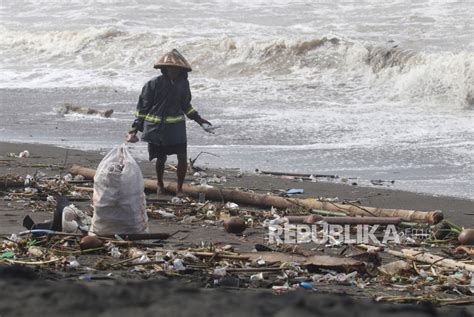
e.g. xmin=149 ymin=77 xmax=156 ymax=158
xmin=0 ymin=141 xmax=473 ymax=316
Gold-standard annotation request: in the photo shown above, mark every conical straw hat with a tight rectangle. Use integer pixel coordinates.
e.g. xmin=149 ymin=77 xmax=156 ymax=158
xmin=153 ymin=49 xmax=192 ymax=72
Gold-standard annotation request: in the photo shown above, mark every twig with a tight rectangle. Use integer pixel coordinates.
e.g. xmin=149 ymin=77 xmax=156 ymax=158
xmin=122 ymin=260 xmax=165 ymax=268
xmin=2 ymin=258 xmax=62 ymax=265
xmin=226 ymin=267 xmax=285 ymax=272
xmin=109 ymin=256 xmax=142 ymax=267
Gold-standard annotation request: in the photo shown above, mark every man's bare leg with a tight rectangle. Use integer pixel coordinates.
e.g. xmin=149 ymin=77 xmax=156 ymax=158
xmin=155 ymin=154 xmax=167 ymax=194
xmin=176 ymin=153 xmax=187 ymax=197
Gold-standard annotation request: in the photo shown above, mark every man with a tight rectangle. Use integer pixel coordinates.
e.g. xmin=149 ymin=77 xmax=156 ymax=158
xmin=127 ymin=49 xmax=211 ymax=197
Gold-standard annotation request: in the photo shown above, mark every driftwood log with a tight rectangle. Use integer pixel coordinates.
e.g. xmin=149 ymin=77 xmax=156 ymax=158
xmin=70 ymin=165 xmax=443 ymax=224
xmin=60 ymin=104 xmax=113 ymax=118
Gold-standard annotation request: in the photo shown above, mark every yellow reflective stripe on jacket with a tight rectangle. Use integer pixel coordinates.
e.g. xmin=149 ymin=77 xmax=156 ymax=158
xmin=135 ymin=112 xmax=185 ymax=123
xmin=141 ymin=114 xmax=185 ymax=123
xmin=163 ymin=115 xmax=185 ymax=123
xmin=185 ymin=107 xmax=196 ymax=116
xmin=135 ymin=111 xmax=146 ymax=118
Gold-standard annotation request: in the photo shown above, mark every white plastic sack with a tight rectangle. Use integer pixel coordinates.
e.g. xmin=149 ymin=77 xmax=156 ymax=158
xmin=90 ymin=144 xmax=148 ymax=235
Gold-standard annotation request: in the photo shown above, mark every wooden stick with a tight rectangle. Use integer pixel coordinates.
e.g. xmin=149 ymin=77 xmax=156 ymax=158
xmin=70 ymin=165 xmax=443 ymax=224
xmin=260 ymin=170 xmax=337 ymax=178
xmin=74 ymin=186 xmax=93 ymax=193
xmin=3 ymin=258 xmax=62 ymax=265
xmin=286 ymin=215 xmax=402 ymax=225
xmin=225 ymin=267 xmax=285 ymax=272
xmin=191 ymin=252 xmax=250 ymax=260
xmin=109 ymin=256 xmax=142 ymax=267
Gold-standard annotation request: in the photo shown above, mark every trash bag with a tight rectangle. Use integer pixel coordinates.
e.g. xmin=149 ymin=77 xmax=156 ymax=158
xmin=90 ymin=144 xmax=148 ymax=235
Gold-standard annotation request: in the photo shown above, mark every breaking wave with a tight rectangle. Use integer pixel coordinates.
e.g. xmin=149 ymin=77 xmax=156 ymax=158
xmin=1 ymin=27 xmax=473 ymax=108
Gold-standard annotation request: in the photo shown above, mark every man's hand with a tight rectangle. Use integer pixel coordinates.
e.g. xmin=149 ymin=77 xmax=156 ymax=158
xmin=195 ymin=117 xmax=211 ymax=126
xmin=126 ymin=129 xmax=139 ymax=143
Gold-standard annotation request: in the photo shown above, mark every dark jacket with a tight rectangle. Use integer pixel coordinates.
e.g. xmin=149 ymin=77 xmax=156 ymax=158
xmin=132 ymin=72 xmax=200 ymax=145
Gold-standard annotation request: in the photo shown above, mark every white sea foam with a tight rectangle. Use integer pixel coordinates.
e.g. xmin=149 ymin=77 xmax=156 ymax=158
xmin=1 ymin=25 xmax=472 ymax=109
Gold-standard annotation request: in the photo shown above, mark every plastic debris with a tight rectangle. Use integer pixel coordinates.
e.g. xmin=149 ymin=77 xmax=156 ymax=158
xmin=173 ymin=259 xmax=186 ymax=271
xmin=62 ymin=204 xmax=91 ymax=233
xmin=0 ymin=252 xmax=15 ymax=259
xmin=286 ymin=188 xmax=304 ymax=195
xmin=171 ymin=197 xmax=184 ymax=204
xmin=300 ymin=282 xmax=313 ymax=289
xmin=378 ymin=260 xmax=411 ymax=276
xmin=24 ymin=175 xmax=34 ymax=186
xmin=213 ymin=266 xmax=227 ymax=277
xmin=224 ymin=202 xmax=239 ymax=209
xmin=250 ymin=273 xmax=264 ymax=281
xmin=79 ymin=274 xmax=93 ymax=281
xmin=155 ymin=209 xmax=176 ymax=218
xmin=110 ymin=247 xmax=122 ymax=259
xmin=27 ymin=246 xmax=44 ymax=257
xmin=18 ymin=150 xmax=30 ymax=159
xmin=67 ymin=257 xmax=81 ymax=268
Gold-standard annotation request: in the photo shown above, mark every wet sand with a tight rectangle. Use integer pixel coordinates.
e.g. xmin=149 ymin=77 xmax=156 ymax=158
xmin=0 ymin=141 xmax=473 ymax=316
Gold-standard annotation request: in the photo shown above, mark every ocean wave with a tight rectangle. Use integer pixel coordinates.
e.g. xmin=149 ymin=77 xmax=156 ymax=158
xmin=1 ymin=27 xmax=473 ymax=108
xmin=365 ymin=47 xmax=474 ymax=109
xmin=0 ymin=27 xmax=126 ymax=57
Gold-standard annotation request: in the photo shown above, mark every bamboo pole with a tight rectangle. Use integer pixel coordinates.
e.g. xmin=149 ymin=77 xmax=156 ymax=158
xmin=387 ymin=248 xmax=474 ymax=273
xmin=74 ymin=186 xmax=93 ymax=193
xmin=70 ymin=165 xmax=443 ymax=224
xmin=286 ymin=215 xmax=402 ymax=225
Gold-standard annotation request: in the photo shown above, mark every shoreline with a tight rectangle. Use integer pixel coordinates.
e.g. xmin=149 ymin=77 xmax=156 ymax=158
xmin=1 ymin=140 xmax=473 ymax=204
xmin=0 ymin=141 xmax=472 ymax=229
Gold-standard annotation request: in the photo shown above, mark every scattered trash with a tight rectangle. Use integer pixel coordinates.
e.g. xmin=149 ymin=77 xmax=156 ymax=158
xmin=1 ymin=160 xmax=472 ymax=308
